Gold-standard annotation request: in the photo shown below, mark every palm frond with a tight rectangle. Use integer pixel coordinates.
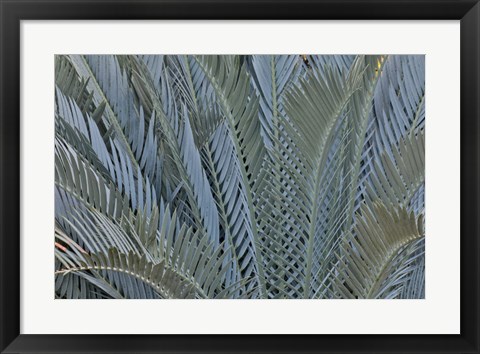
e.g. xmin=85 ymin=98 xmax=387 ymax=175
xmin=258 ymin=57 xmax=365 ymax=298
xmin=373 ymin=55 xmax=425 ymax=154
xmin=332 ymin=202 xmax=424 ymax=299
xmin=366 ymin=130 xmax=425 ymax=214
xmin=248 ymin=55 xmax=301 ymax=149
xmin=55 ymin=206 xmax=246 ymax=299
xmin=194 ymin=55 xmax=268 ymax=296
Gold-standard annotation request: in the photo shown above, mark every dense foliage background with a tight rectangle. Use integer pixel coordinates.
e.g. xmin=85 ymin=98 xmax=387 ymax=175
xmin=54 ymin=55 xmax=425 ymax=299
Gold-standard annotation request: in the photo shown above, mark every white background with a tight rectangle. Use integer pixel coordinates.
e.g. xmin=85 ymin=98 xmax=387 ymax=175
xmin=21 ymin=21 xmax=460 ymax=334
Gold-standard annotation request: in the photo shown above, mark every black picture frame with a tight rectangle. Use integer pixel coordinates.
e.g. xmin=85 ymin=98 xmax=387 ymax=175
xmin=1 ymin=0 xmax=478 ymax=353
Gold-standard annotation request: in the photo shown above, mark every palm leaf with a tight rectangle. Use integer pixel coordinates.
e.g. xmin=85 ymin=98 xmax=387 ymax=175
xmin=258 ymin=57 xmax=365 ymax=298
xmin=332 ymin=202 xmax=424 ymax=299
xmin=55 ymin=207 xmax=246 ymax=299
xmin=194 ymin=55 xmax=268 ymax=296
xmin=366 ymin=130 xmax=425 ymax=214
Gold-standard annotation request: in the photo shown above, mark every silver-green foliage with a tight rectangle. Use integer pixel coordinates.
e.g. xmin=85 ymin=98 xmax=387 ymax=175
xmin=54 ymin=54 xmax=425 ymax=299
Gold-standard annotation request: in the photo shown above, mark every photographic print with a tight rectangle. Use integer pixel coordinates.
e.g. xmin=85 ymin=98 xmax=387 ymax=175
xmin=54 ymin=55 xmax=425 ymax=299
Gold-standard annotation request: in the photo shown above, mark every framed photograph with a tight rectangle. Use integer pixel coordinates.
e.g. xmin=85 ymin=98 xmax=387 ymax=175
xmin=1 ymin=0 xmax=478 ymax=353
